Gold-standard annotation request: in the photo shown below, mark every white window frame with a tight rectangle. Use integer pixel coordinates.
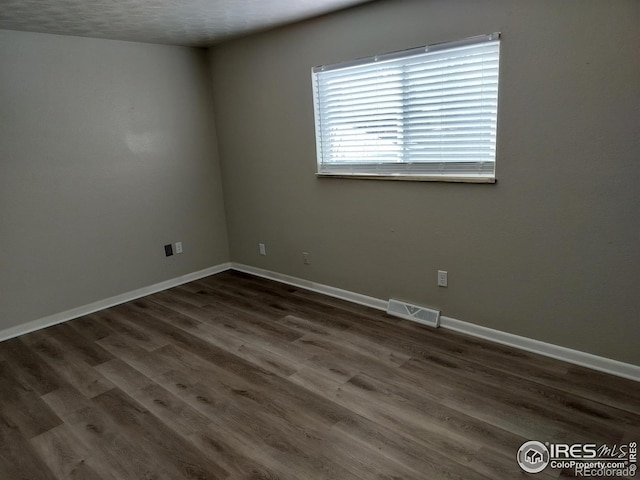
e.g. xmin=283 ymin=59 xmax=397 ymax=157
xmin=311 ymin=33 xmax=501 ymax=183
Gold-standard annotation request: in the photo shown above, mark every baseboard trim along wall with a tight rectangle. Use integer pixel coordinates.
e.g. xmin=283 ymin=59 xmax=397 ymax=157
xmin=438 ymin=317 xmax=640 ymax=382
xmin=232 ymin=263 xmax=389 ymax=311
xmin=232 ymin=263 xmax=640 ymax=382
xmin=2 ymin=261 xmax=638 ymax=382
xmin=0 ymin=263 xmax=232 ymax=344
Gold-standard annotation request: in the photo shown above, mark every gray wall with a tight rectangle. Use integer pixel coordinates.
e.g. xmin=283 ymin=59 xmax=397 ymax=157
xmin=0 ymin=30 xmax=229 ymax=330
xmin=210 ymin=0 xmax=640 ymax=364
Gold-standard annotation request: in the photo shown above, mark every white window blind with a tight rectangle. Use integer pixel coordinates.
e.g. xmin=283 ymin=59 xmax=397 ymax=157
xmin=312 ymin=33 xmax=500 ymax=182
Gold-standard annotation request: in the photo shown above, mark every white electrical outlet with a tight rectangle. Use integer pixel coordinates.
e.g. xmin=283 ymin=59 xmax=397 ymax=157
xmin=259 ymin=243 xmax=267 ymax=256
xmin=175 ymin=242 xmax=183 ymax=254
xmin=302 ymin=252 xmax=310 ymax=265
xmin=438 ymin=270 xmax=448 ymax=287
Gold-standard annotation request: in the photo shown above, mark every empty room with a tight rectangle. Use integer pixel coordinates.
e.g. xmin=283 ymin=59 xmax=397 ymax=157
xmin=1 ymin=0 xmax=639 ymax=478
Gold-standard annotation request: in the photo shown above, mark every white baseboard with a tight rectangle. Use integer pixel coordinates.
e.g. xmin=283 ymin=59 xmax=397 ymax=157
xmin=0 ymin=263 xmax=232 ymax=343
xmin=2 ymin=261 xmax=638 ymax=382
xmin=231 ymin=263 xmax=389 ymax=311
xmin=439 ymin=317 xmax=640 ymax=382
xmin=231 ymin=263 xmax=640 ymax=382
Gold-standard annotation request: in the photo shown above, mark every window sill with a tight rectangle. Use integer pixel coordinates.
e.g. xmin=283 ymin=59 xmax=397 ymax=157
xmin=316 ymin=173 xmax=496 ymax=184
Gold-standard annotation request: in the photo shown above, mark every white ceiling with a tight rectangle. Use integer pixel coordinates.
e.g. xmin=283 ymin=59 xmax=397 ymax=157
xmin=0 ymin=0 xmax=373 ymax=47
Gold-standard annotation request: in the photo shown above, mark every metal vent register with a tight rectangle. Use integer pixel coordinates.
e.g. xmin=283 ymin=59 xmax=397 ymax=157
xmin=387 ymin=299 xmax=441 ymax=328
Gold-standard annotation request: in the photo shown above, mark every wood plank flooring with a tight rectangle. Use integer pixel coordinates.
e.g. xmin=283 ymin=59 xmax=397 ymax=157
xmin=0 ymin=270 xmax=638 ymax=479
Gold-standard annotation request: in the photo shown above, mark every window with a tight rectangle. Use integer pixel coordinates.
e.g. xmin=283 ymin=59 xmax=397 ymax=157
xmin=312 ymin=33 xmax=500 ymax=182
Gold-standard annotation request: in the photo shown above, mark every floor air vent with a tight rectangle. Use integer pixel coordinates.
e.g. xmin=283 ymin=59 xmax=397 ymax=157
xmin=386 ymin=299 xmax=441 ymax=328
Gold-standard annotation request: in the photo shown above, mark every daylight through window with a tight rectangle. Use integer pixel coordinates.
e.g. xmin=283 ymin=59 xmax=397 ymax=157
xmin=312 ymin=33 xmax=500 ymax=182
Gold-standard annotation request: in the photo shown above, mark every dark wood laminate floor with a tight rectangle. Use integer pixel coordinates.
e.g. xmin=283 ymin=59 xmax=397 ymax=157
xmin=0 ymin=270 xmax=638 ymax=479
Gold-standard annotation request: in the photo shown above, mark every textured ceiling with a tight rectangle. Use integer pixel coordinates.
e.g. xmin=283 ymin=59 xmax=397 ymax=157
xmin=0 ymin=0 xmax=373 ymax=47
